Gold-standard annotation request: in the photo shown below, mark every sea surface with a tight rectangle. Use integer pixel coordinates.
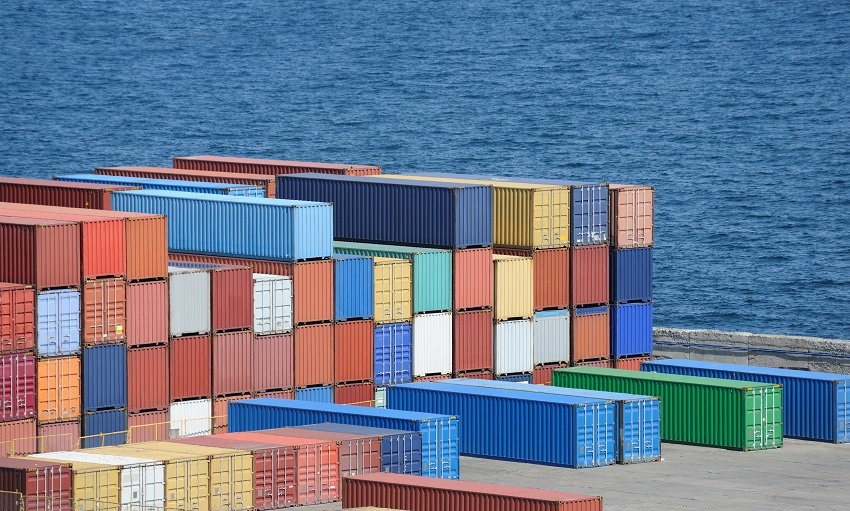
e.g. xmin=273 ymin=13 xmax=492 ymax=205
xmin=1 ymin=0 xmax=848 ymax=339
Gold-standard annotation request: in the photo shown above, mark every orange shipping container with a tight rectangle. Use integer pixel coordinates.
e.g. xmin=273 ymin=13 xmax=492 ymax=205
xmin=453 ymin=248 xmax=493 ymax=311
xmin=570 ymin=246 xmax=608 ymax=307
xmin=334 ymin=382 xmax=374 ymax=407
xmin=609 ymin=184 xmax=654 ymax=248
xmin=0 ymin=216 xmax=81 ymax=290
xmin=96 ymin=165 xmax=277 ymax=198
xmin=0 ymin=419 xmax=36 ymax=457
xmin=571 ymin=306 xmax=611 ymax=364
xmin=127 ymin=345 xmax=169 ymax=413
xmin=212 ymin=331 xmax=253 ymax=397
xmin=37 ymin=356 xmax=80 ymax=424
xmin=82 ymin=278 xmax=126 ymax=345
xmin=212 ymin=394 xmax=255 ymax=434
xmin=170 ymin=335 xmax=211 ymax=400
xmin=614 ymin=356 xmax=651 ymax=371
xmin=125 ymin=280 xmax=168 ymax=347
xmin=453 ymin=309 xmax=493 ymax=374
xmin=127 ymin=410 xmax=169 ymax=443
xmin=174 ymin=155 xmax=382 ymax=176
xmin=36 ymin=421 xmax=80 ymax=453
xmin=0 ymin=282 xmax=35 ymax=354
xmin=295 ymin=324 xmax=334 ymax=388
xmin=334 ymin=320 xmax=373 ymax=384
xmin=253 ymin=333 xmax=294 ymax=393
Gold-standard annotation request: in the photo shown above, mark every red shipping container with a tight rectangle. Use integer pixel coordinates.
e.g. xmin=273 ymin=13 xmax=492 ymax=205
xmin=570 ymin=246 xmax=608 ymax=307
xmin=127 ymin=345 xmax=168 ymax=413
xmin=342 ymin=472 xmax=603 ymax=511
xmin=127 ymin=410 xmax=169 ymax=443
xmin=125 ymin=280 xmax=168 ymax=347
xmin=96 ymin=166 xmax=277 ymax=198
xmin=453 ymin=309 xmax=493 ymax=374
xmin=334 ymin=320 xmax=373 ymax=384
xmin=614 ymin=356 xmax=651 ymax=371
xmin=0 ymin=217 xmax=80 ymax=290
xmin=259 ymin=427 xmax=380 ymax=478
xmin=169 ymin=335 xmax=211 ymax=400
xmin=495 ymin=248 xmax=569 ymax=311
xmin=454 ymin=370 xmax=493 ymax=380
xmin=254 ymin=333 xmax=294 ymax=393
xmin=212 ymin=331 xmax=253 ymax=397
xmin=0 ymin=458 xmax=73 ymax=511
xmin=209 ymin=264 xmax=253 ymax=333
xmin=335 ymin=382 xmax=374 ymax=407
xmin=571 ymin=307 xmax=611 ymax=363
xmin=453 ymin=248 xmax=493 ymax=311
xmin=0 ymin=282 xmax=35 ymax=354
xmin=609 ymin=184 xmax=654 ymax=248
xmin=573 ymin=359 xmax=614 ymax=368
xmin=257 ymin=389 xmax=294 ymax=400
xmin=0 ymin=419 xmax=36 ymax=457
xmin=0 ymin=353 xmax=36 ymax=422
xmin=212 ymin=394 xmax=254 ymax=434
xmin=533 ymin=363 xmax=568 ymax=385
xmin=82 ymin=277 xmax=126 ymax=345
xmin=295 ymin=324 xmax=334 ymax=388
xmin=36 ymin=421 xmax=80 ymax=453
xmin=0 ymin=177 xmax=136 ymax=210
xmin=173 ymin=155 xmax=382 ymax=176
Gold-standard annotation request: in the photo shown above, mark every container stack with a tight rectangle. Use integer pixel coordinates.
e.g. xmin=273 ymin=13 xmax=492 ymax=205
xmin=172 ymin=154 xmax=383 ymax=176
xmin=0 ymin=282 xmax=38 ymax=457
xmin=333 ymin=253 xmax=376 ymax=406
xmin=95 ymin=165 xmax=278 ymax=197
xmin=54 ymin=173 xmax=267 ymax=197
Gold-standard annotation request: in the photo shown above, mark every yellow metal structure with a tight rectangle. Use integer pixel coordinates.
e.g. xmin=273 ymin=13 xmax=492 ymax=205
xmin=373 ymin=257 xmax=412 ymax=324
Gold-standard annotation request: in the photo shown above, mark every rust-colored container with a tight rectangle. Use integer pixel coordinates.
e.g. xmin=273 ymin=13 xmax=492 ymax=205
xmin=342 ymin=472 xmax=603 ymax=511
xmin=454 ymin=370 xmax=493 ymax=380
xmin=127 ymin=345 xmax=168 ymax=413
xmin=36 ymin=356 xmax=80 ymax=424
xmin=35 ymin=421 xmax=80 ymax=453
xmin=0 ymin=419 xmax=36 ymax=457
xmin=335 ymin=382 xmax=374 ymax=407
xmin=0 ymin=282 xmax=35 ymax=354
xmin=127 ymin=410 xmax=169 ymax=443
xmin=1 ymin=353 xmax=36 ymax=422
xmin=496 ymin=248 xmax=569 ymax=311
xmin=413 ymin=374 xmax=451 ymax=382
xmin=453 ymin=309 xmax=493 ymax=374
xmin=212 ymin=394 xmax=254 ymax=434
xmin=609 ymin=184 xmax=654 ymax=248
xmin=82 ymin=277 xmax=126 ymax=345
xmin=168 ymin=252 xmax=289 ymax=275
xmin=295 ymin=324 xmax=334 ymax=388
xmin=169 ymin=335 xmax=211 ymax=400
xmin=125 ymin=280 xmax=167 ymax=347
xmin=262 ymin=427 xmax=380 ymax=479
xmin=452 ymin=248 xmax=493 ymax=311
xmin=210 ymin=265 xmax=253 ymax=333
xmin=572 ymin=359 xmax=614 ymax=368
xmin=254 ymin=333 xmax=294 ymax=393
xmin=0 ymin=217 xmax=80 ymax=290
xmin=212 ymin=331 xmax=253 ymax=397
xmin=96 ymin=165 xmax=277 ymax=197
xmin=0 ymin=177 xmax=136 ymax=209
xmin=334 ymin=320 xmax=373 ymax=384
xmin=257 ymin=389 xmax=294 ymax=400
xmin=533 ymin=363 xmax=568 ymax=385
xmin=174 ymin=155 xmax=382 ymax=176
xmin=571 ymin=307 xmax=611 ymax=363
xmin=0 ymin=457 xmax=73 ymax=511
xmin=614 ymin=355 xmax=651 ymax=371
xmin=570 ymin=245 xmax=609 ymax=307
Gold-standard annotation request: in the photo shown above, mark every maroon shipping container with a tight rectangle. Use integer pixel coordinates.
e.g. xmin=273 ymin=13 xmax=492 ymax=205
xmin=0 ymin=458 xmax=73 ymax=511
xmin=261 ymin=427 xmax=380 ymax=478
xmin=571 ymin=306 xmax=611 ymax=363
xmin=342 ymin=473 xmax=603 ymax=511
xmin=0 ymin=177 xmax=137 ymax=210
xmin=173 ymin=155 xmax=382 ymax=176
xmin=453 ymin=309 xmax=493 ymax=374
xmin=0 ymin=419 xmax=36 ymax=457
xmin=169 ymin=335 xmax=211 ymax=400
xmin=96 ymin=166 xmax=277 ymax=198
xmin=295 ymin=324 xmax=334 ymax=388
xmin=0 ymin=353 xmax=36 ymax=422
xmin=125 ymin=280 xmax=168 ymax=347
xmin=533 ymin=363 xmax=568 ymax=385
xmin=614 ymin=356 xmax=651 ymax=371
xmin=82 ymin=278 xmax=126 ymax=345
xmin=127 ymin=345 xmax=168 ymax=413
xmin=35 ymin=422 xmax=79 ymax=454
xmin=453 ymin=248 xmax=493 ymax=311
xmin=0 ymin=283 xmax=35 ymax=355
xmin=127 ymin=410 xmax=169 ymax=443
xmin=335 ymin=382 xmax=374 ymax=407
xmin=212 ymin=331 xmax=253 ymax=397
xmin=0 ymin=217 xmax=80 ymax=290
xmin=495 ymin=248 xmax=569 ymax=311
xmin=334 ymin=320 xmax=373 ymax=384
xmin=212 ymin=395 xmax=254 ymax=434
xmin=570 ymin=246 xmax=608 ymax=307
xmin=453 ymin=370 xmax=493 ymax=380
xmin=209 ymin=264 xmax=253 ymax=333
xmin=254 ymin=333 xmax=294 ymax=393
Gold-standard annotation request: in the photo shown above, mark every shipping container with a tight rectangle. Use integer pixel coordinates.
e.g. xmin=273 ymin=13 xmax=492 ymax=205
xmin=127 ymin=345 xmax=168 ymax=413
xmin=334 ymin=242 xmax=452 ymax=314
xmin=610 ymin=247 xmax=652 ymax=303
xmin=572 ymin=306 xmax=610 ymax=363
xmin=253 ymin=333 xmax=294 ymax=393
xmin=610 ymin=302 xmax=653 ymax=358
xmin=335 ymin=320 xmax=374 ymax=384
xmin=574 ymin=359 xmax=614 ymax=368
xmin=228 ymin=398 xmax=459 ymax=479
xmin=296 ymin=386 xmax=334 ymax=403
xmin=609 ymin=184 xmax=654 ymax=248
xmin=0 ymin=283 xmax=35 ymax=355
xmin=554 ymin=367 xmax=784 ymax=450
xmin=614 ymin=356 xmax=651 ymax=371
xmin=37 ymin=356 xmax=80 ymax=424
xmin=342 ymin=472 xmax=603 ymax=511
xmin=373 ymin=257 xmax=412 ymax=325
xmin=533 ymin=363 xmax=567 ymax=385
xmin=174 ymin=155 xmax=382 ymax=176
xmin=452 ymin=248 xmax=492 ymax=311
xmin=96 ymin=165 xmax=277 ymax=197
xmin=534 ymin=248 xmax=570 ymax=311
xmin=0 ymin=353 xmax=36 ymax=422
xmin=212 ymin=395 xmax=255 ymax=434
xmin=292 ymin=259 xmax=334 ymax=325
xmin=533 ymin=309 xmax=570 ymax=365
xmin=112 ymin=189 xmax=334 ymax=261
xmin=27 ymin=454 xmax=120 ymax=511
xmin=55 ymin=173 xmax=265 ymax=197
xmin=211 ymin=331 xmax=253 ymax=397
xmin=643 ymin=359 xmax=850 ymax=443
xmin=125 ymin=280 xmax=167 ymax=348
xmin=81 ymin=344 xmax=127 ymax=411
xmin=168 ymin=266 xmax=211 ymax=337
xmin=0 ymin=419 xmax=36 ymax=457
xmin=0 ymin=217 xmax=80 ymax=290
xmin=169 ymin=335 xmax=211 ymax=401
xmin=496 ymin=373 xmax=533 ymax=383
xmin=253 ymin=273 xmax=292 ymax=335
xmin=494 ymin=319 xmax=533 ymax=376
xmin=570 ymin=245 xmax=608 ymax=307
xmin=492 ymin=255 xmax=533 ymax=321
xmin=452 ymin=309 xmax=493 ymax=374
xmin=36 ymin=421 xmax=80 ymax=453
xmin=412 ymin=313 xmax=452 ymax=378
xmin=0 ymin=177 xmax=137 ymax=210
xmin=169 ymin=399 xmax=212 ymax=438
xmin=335 ymin=382 xmax=374 ymax=407
xmin=81 ymin=277 xmax=125 ymax=346
xmin=257 ymin=390 xmax=294 ymax=400
xmin=413 ymin=374 xmax=451 ymax=383
xmin=127 ymin=411 xmax=169 ymax=443
xmin=374 ymin=387 xmax=386 ymax=409
xmin=81 ymin=409 xmax=127 ymax=448
xmin=259 ymin=426 xmax=380 ymax=478
xmin=0 ymin=458 xmax=72 ymax=511
xmin=374 ymin=323 xmax=412 ymax=386
xmin=295 ymin=324 xmax=334 ymax=388
xmin=455 ymin=370 xmax=493 ymax=380
xmin=202 ymin=264 xmax=252 ymax=333
xmin=334 ymin=254 xmax=375 ymax=321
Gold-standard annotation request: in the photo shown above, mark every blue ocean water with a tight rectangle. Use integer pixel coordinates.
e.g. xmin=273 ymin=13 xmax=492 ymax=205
xmin=1 ymin=1 xmax=848 ymax=339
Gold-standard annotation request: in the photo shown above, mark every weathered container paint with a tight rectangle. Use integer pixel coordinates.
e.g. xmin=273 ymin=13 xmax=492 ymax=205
xmin=492 ymin=255 xmax=533 ymax=321
xmin=0 ymin=217 xmax=80 ymax=290
xmin=81 ymin=344 xmax=127 ymax=411
xmin=81 ymin=278 xmax=126 ymax=346
xmin=643 ymin=359 xmax=850 ymax=443
xmin=496 ymin=373 xmax=533 ymax=383
xmin=570 ymin=245 xmax=608 ymax=307
xmin=452 ymin=309 xmax=493 ymax=374
xmin=0 ymin=419 xmax=36 ymax=456
xmin=335 ymin=382 xmax=374 ymax=407
xmin=0 ymin=353 xmax=36 ymax=422
xmin=0 ymin=283 xmax=35 ymax=355
xmin=174 ymin=155 xmax=382 ymax=176
xmin=374 ymin=323 xmax=412 ymax=386
xmin=258 ymin=426 xmax=380 ymax=478
xmin=168 ymin=266 xmax=211 ymax=337
xmin=36 ymin=421 xmax=80 ymax=454
xmin=253 ymin=333 xmax=294 ymax=393
xmin=0 ymin=458 xmax=73 ymax=511
xmin=208 ymin=264 xmax=253 ymax=333
xmin=294 ymin=324 xmax=334 ymax=388
xmin=452 ymin=248 xmax=493 ymax=311
xmin=610 ymin=302 xmax=653 ymax=358
xmin=55 ymin=173 xmax=265 ymax=197
xmin=169 ymin=335 xmax=211 ymax=401
xmin=614 ymin=356 xmax=651 ymax=371
xmin=572 ymin=306 xmax=610 ymax=363
xmin=295 ymin=386 xmax=335 ymax=403
xmin=533 ymin=363 xmax=567 ymax=385
xmin=0 ymin=177 xmax=137 ymax=210
xmin=127 ymin=345 xmax=168 ymax=413
xmin=373 ymin=257 xmax=412 ymax=325
xmin=96 ymin=165 xmax=277 ymax=197
xmin=334 ymin=254 xmax=374 ymax=321
xmin=125 ymin=280 xmax=167 ymax=347
xmin=81 ymin=409 xmax=127 ymax=447
xmin=335 ymin=320 xmax=374 ymax=384
xmin=253 ymin=273 xmax=292 ymax=335
xmin=533 ymin=309 xmax=570 ymax=366
xmin=292 ymin=259 xmax=334 ymax=325
xmin=494 ymin=319 xmax=533 ymax=376
xmin=37 ymin=356 xmax=80 ymax=424
xmin=169 ymin=399 xmax=212 ymax=438
xmin=127 ymin=410 xmax=169 ymax=443
xmin=212 ymin=395 xmax=255 ymax=434
xmin=609 ymin=184 xmax=654 ymax=248
xmin=412 ymin=313 xmax=452 ymax=377
xmin=212 ymin=331 xmax=254 ymax=397
xmin=610 ymin=247 xmax=653 ymax=303
xmin=554 ymin=367 xmax=784 ymax=450
xmin=112 ymin=189 xmax=333 ymax=261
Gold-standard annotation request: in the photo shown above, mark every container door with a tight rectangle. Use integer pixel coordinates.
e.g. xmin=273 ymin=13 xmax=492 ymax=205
xmin=84 ymin=279 xmax=126 ymax=345
xmin=532 ymin=189 xmax=549 ymax=249
xmin=837 ymin=381 xmax=849 ymax=443
xmin=575 ymin=403 xmax=615 ymax=467
xmin=391 ymin=324 xmax=411 ymax=385
xmin=390 ymin=262 xmax=412 ymax=322
xmin=374 ymin=262 xmax=392 ymax=323
xmin=37 ymin=290 xmax=81 ymax=357
xmin=533 ymin=189 xmax=569 ymax=249
xmin=269 ymin=448 xmax=297 ymax=509
xmin=746 ymin=387 xmax=782 ymax=450
xmin=122 ymin=465 xmax=166 ymax=511
xmin=0 ymin=287 xmax=35 ymax=353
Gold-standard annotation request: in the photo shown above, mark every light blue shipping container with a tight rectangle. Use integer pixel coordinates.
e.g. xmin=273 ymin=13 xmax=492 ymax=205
xmin=374 ymin=323 xmax=411 ymax=385
xmin=333 ymin=253 xmax=374 ymax=321
xmin=36 ymin=288 xmax=80 ymax=357
xmin=54 ymin=173 xmax=265 ymax=197
xmin=111 ymin=189 xmax=333 ymax=261
xmin=385 ymin=382 xmax=616 ymax=468
xmin=81 ymin=408 xmax=127 ymax=448
xmin=295 ymin=386 xmax=334 ymax=403
xmin=82 ymin=344 xmax=127 ymax=412
xmin=228 ymin=398 xmax=459 ymax=479
xmin=442 ymin=378 xmax=661 ymax=463
xmin=643 ymin=359 xmax=850 ymax=443
xmin=610 ymin=302 xmax=653 ymax=358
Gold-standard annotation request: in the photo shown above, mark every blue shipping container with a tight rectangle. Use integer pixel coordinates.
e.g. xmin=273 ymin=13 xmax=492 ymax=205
xmin=293 ymin=423 xmax=422 ymax=475
xmin=111 ymin=189 xmax=333 ymax=261
xmin=443 ymin=378 xmax=661 ymax=464
xmin=295 ymin=386 xmax=334 ymax=403
xmin=277 ymin=174 xmax=493 ymax=249
xmin=610 ymin=247 xmax=652 ymax=303
xmin=643 ymin=359 xmax=850 ymax=443
xmin=333 ymin=253 xmax=374 ymax=321
xmin=374 ymin=323 xmax=412 ymax=385
xmin=82 ymin=344 xmax=127 ymax=412
xmin=81 ymin=409 xmax=128 ymax=448
xmin=54 ymin=174 xmax=265 ymax=197
xmin=386 ymin=382 xmax=616 ymax=468
xmin=228 ymin=398 xmax=459 ymax=479
xmin=610 ymin=303 xmax=653 ymax=358
xmin=496 ymin=373 xmax=533 ymax=384
xmin=36 ymin=289 xmax=80 ymax=357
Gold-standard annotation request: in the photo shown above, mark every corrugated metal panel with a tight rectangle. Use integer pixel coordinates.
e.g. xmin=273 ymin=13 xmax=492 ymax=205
xmin=452 ymin=248 xmax=492 ymax=311
xmin=493 ymin=320 xmax=533 ymax=376
xmin=0 ymin=458 xmax=73 ymax=511
xmin=412 ymin=313 xmax=452 ymax=377
xmin=253 ymin=274 xmax=292 ymax=335
xmin=610 ymin=303 xmax=653 ymax=358
xmin=295 ymin=386 xmax=334 ymax=403
xmin=569 ymin=184 xmax=609 ymax=246
xmin=36 ymin=421 xmax=80 ymax=454
xmin=0 ymin=354 xmax=36 ymax=422
xmin=373 ymin=387 xmax=386 ymax=409
xmin=81 ymin=409 xmax=127 ymax=447
xmin=572 ymin=306 xmax=610 ymax=363
xmin=533 ymin=363 xmax=566 ymax=385
xmin=334 ymin=254 xmax=375 ymax=321
xmin=112 ymin=189 xmax=333 ymax=261
xmin=82 ymin=344 xmax=127 ymax=411
xmin=253 ymin=333 xmax=293 ymax=393
xmin=534 ymin=248 xmax=570 ymax=311
xmin=212 ymin=395 xmax=254 ymax=434
xmin=210 ymin=265 xmax=253 ymax=333
xmin=610 ymin=247 xmax=652 ymax=303
xmin=56 ymin=173 xmax=265 ymax=196
xmin=452 ymin=309 xmax=493 ymax=374
xmin=533 ymin=310 xmax=570 ymax=365
xmin=168 ymin=267 xmax=211 ymax=337
xmin=0 ymin=419 xmax=36 ymax=456
xmin=82 ymin=277 xmax=126 ymax=345
xmin=0 ymin=177 xmax=135 ymax=209
xmin=127 ymin=411 xmax=169 ymax=443
xmin=96 ymin=165 xmax=276 ymax=197
xmin=294 ymin=324 xmax=334 ymax=388
xmin=293 ymin=260 xmax=334 ymax=325
xmin=125 ymin=280 xmax=167 ymax=347
xmin=127 ymin=345 xmax=168 ymax=413
xmin=169 ymin=399 xmax=212 ymax=438
xmin=0 ymin=283 xmax=35 ymax=355
xmin=0 ymin=217 xmax=81 ymax=290
xmin=335 ymin=382 xmax=374 ymax=407
xmin=29 ymin=455 xmax=121 ymax=511
xmin=570 ymin=246 xmax=608 ymax=307
xmin=373 ymin=258 xmax=412 ymax=325
xmin=256 ymin=390 xmax=294 ymax=400
xmin=492 ymin=255 xmax=533 ymax=321
xmin=212 ymin=331 xmax=253 ymax=397
xmin=374 ymin=323 xmax=411 ymax=386
xmin=174 ymin=155 xmax=382 ymax=176
xmin=614 ymin=356 xmax=650 ymax=371
xmin=122 ymin=213 xmax=168 ymax=282
xmin=574 ymin=359 xmax=614 ymax=368
xmin=37 ymin=356 xmax=80 ymax=424
xmin=169 ymin=335 xmax=211 ymax=401
xmin=496 ymin=373 xmax=533 ymax=383
xmin=609 ymin=184 xmax=654 ymax=248
xmin=335 ymin=320 xmax=374 ymax=384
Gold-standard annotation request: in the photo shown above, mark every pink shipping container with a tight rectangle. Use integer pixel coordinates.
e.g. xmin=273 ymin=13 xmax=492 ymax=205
xmin=571 ymin=307 xmax=611 ymax=363
xmin=453 ymin=248 xmax=493 ymax=311
xmin=212 ymin=331 xmax=253 ymax=397
xmin=169 ymin=335 xmax=211 ymax=400
xmin=533 ymin=363 xmax=568 ymax=385
xmin=96 ymin=165 xmax=278 ymax=198
xmin=335 ymin=320 xmax=373 ymax=384
xmin=0 ymin=419 xmax=36 ymax=457
xmin=0 ymin=282 xmax=35 ymax=354
xmin=127 ymin=345 xmax=169 ymax=413
xmin=614 ymin=356 xmax=652 ymax=371
xmin=453 ymin=309 xmax=494 ymax=374
xmin=0 ymin=353 xmax=36 ymax=422
xmin=210 ymin=264 xmax=253 ymax=333
xmin=570 ymin=246 xmax=609 ymax=307
xmin=125 ymin=280 xmax=168 ymax=347
xmin=0 ymin=457 xmax=73 ymax=511
xmin=127 ymin=410 xmax=169 ymax=443
xmin=0 ymin=177 xmax=136 ymax=210
xmin=335 ymin=382 xmax=374 ymax=407
xmin=36 ymin=421 xmax=80 ymax=453
xmin=295 ymin=324 xmax=334 ymax=388
xmin=173 ymin=155 xmax=382 ymax=176
xmin=254 ymin=333 xmax=294 ymax=393
xmin=82 ymin=277 xmax=126 ymax=345
xmin=212 ymin=394 xmax=254 ymax=434
xmin=0 ymin=217 xmax=80 ymax=290
xmin=609 ymin=184 xmax=654 ymax=248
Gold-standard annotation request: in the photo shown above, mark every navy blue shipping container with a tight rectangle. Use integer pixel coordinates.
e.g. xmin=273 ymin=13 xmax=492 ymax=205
xmin=82 ymin=344 xmax=127 ymax=412
xmin=610 ymin=247 xmax=652 ymax=303
xmin=54 ymin=174 xmax=266 ymax=197
xmin=496 ymin=373 xmax=533 ymax=384
xmin=443 ymin=378 xmax=661 ymax=464
xmin=276 ymin=174 xmax=493 ymax=249
xmin=643 ymin=359 xmax=850 ymax=443
xmin=293 ymin=423 xmax=422 ymax=475
xmin=374 ymin=323 xmax=412 ymax=385
xmin=228 ymin=398 xmax=459 ymax=479
xmin=333 ymin=253 xmax=374 ymax=321
xmin=81 ymin=409 xmax=127 ymax=448
xmin=295 ymin=386 xmax=334 ymax=403
xmin=386 ymin=382 xmax=616 ymax=468
xmin=610 ymin=303 xmax=653 ymax=358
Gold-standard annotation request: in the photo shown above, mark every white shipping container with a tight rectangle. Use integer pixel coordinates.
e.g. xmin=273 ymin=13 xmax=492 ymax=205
xmin=533 ymin=310 xmax=570 ymax=365
xmin=412 ymin=312 xmax=453 ymax=377
xmin=374 ymin=387 xmax=386 ymax=408
xmin=168 ymin=267 xmax=211 ymax=337
xmin=169 ymin=399 xmax=212 ymax=438
xmin=494 ymin=319 xmax=533 ymax=376
xmin=253 ymin=273 xmax=293 ymax=334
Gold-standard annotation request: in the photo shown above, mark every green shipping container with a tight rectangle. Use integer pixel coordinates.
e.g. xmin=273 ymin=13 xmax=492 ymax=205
xmin=334 ymin=242 xmax=452 ymax=314
xmin=552 ymin=367 xmax=783 ymax=451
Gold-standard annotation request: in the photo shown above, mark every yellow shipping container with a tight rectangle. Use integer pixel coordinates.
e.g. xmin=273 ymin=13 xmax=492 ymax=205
xmin=374 ymin=257 xmax=412 ymax=324
xmin=37 ymin=356 xmax=81 ymax=424
xmin=26 ymin=456 xmax=120 ymax=511
xmin=493 ymin=254 xmax=534 ymax=321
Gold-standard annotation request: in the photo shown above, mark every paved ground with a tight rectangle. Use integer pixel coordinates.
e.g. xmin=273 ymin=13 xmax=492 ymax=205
xmin=301 ymin=439 xmax=850 ymax=510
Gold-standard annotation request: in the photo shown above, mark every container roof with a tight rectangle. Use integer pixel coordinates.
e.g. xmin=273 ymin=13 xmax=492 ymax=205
xmin=644 ymin=359 xmax=850 ymax=382
xmin=238 ymin=398 xmax=455 ymax=421
xmin=559 ymin=366 xmax=780 ymax=389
